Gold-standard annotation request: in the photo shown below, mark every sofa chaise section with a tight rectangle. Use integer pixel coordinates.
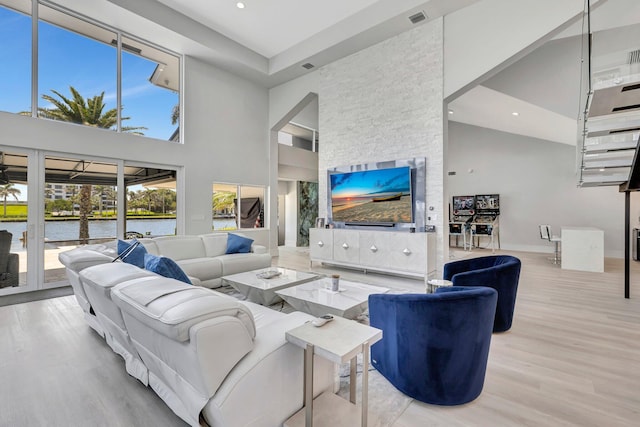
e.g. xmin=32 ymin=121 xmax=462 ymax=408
xmin=79 ymin=262 xmax=156 ymax=384
xmin=110 ymin=275 xmax=334 ymax=426
xmin=57 ymin=242 xmax=118 ymax=336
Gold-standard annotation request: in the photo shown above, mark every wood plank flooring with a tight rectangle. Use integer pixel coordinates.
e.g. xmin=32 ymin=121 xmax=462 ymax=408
xmin=275 ymin=247 xmax=640 ymax=427
xmin=0 ymin=296 xmax=187 ymax=426
xmin=0 ymin=247 xmax=638 ymax=426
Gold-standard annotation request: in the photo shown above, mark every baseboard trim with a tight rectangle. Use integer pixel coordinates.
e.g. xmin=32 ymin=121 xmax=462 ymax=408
xmin=0 ymin=286 xmax=74 ymax=307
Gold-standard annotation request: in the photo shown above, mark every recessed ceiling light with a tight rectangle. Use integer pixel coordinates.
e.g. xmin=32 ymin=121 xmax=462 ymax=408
xmin=512 ymin=112 xmax=519 ymax=116
xmin=599 ymin=168 xmax=605 ymax=172
xmin=236 ymin=2 xmax=245 ymax=9
xmin=448 ymin=110 xmax=454 ymax=115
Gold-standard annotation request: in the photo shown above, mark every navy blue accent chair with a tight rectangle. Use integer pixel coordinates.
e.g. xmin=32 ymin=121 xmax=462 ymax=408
xmin=368 ymin=286 xmax=498 ymax=406
xmin=443 ymin=255 xmax=521 ymax=332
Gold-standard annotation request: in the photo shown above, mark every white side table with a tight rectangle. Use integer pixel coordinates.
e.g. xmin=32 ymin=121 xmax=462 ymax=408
xmin=284 ymin=316 xmax=383 ymax=427
xmin=426 ymin=279 xmax=453 ymax=293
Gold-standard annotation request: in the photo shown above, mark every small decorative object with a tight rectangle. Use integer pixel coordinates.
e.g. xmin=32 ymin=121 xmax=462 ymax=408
xmin=331 ymin=274 xmax=340 ymax=291
xmin=256 ymin=270 xmax=282 ymax=279
xmin=315 ymin=217 xmax=325 ymax=229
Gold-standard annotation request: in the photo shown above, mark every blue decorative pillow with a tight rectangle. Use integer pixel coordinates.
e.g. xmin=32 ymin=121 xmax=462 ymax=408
xmin=226 ymin=233 xmax=254 ymax=254
xmin=117 ymin=239 xmax=147 ymax=268
xmin=144 ymin=254 xmax=192 ymax=285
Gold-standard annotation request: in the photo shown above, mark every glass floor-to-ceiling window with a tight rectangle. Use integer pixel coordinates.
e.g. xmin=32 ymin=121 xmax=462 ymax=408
xmin=125 ymin=164 xmax=177 ymax=238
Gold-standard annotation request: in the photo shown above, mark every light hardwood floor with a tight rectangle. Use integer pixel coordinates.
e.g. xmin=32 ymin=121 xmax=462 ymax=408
xmin=275 ymin=247 xmax=640 ymax=427
xmin=0 ymin=247 xmax=638 ymax=426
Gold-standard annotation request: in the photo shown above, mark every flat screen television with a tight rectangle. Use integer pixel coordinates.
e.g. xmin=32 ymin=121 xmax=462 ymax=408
xmin=329 ymin=166 xmax=413 ymax=224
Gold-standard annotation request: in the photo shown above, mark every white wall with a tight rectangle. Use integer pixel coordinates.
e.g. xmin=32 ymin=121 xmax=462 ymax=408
xmin=291 ymin=99 xmax=319 ymax=130
xmin=182 ymin=56 xmax=270 ymax=245
xmin=0 ymin=55 xmax=271 ymax=247
xmin=318 ymin=19 xmax=447 ymax=271
xmin=284 ymin=181 xmax=298 ymax=247
xmin=448 ymin=122 xmax=625 ymax=257
xmin=268 ymin=71 xmax=320 ymax=130
xmin=443 ymin=0 xmax=599 ymax=99
xmin=275 ymin=180 xmax=298 ymax=247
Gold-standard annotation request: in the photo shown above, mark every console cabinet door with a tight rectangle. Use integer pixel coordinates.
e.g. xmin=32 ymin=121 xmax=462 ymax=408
xmin=388 ymin=233 xmax=427 ymax=274
xmin=309 ymin=228 xmax=333 ymax=261
xmin=333 ymin=229 xmax=360 ymax=264
xmin=359 ymin=231 xmax=390 ymax=268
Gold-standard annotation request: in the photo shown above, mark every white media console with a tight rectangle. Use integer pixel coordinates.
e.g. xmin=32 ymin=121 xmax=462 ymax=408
xmin=309 ymin=228 xmax=436 ymax=279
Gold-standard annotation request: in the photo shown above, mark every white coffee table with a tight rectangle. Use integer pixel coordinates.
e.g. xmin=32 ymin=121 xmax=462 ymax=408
xmin=275 ymin=278 xmax=389 ymax=319
xmin=221 ymin=267 xmax=320 ymax=305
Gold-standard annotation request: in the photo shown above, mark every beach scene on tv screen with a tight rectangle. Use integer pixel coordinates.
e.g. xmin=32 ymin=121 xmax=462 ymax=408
xmin=330 ymin=166 xmax=412 ymax=223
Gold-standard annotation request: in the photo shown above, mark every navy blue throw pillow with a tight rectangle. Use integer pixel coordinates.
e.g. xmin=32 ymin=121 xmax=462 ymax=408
xmin=117 ymin=239 xmax=147 ymax=268
xmin=144 ymin=254 xmax=192 ymax=285
xmin=226 ymin=233 xmax=254 ymax=254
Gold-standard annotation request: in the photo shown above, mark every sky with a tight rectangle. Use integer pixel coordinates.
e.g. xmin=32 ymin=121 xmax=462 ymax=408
xmin=0 ymin=5 xmax=179 ymax=140
xmin=330 ymin=167 xmax=411 ymax=199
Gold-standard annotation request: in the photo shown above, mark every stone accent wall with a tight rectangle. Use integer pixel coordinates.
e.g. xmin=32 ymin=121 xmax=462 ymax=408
xmin=297 ymin=181 xmax=318 ymax=246
xmin=318 ymin=18 xmax=446 ymax=272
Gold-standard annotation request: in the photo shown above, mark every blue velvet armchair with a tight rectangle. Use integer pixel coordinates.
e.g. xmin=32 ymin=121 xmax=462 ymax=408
xmin=443 ymin=255 xmax=521 ymax=332
xmin=368 ymin=286 xmax=497 ymax=405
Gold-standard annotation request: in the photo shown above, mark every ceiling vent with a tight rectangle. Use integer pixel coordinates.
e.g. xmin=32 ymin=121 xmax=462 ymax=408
xmin=408 ymin=11 xmax=426 ymax=24
xmin=302 ymin=63 xmax=314 ymax=70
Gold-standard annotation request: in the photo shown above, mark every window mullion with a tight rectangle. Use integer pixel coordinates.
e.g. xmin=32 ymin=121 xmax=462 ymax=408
xmin=117 ymin=32 xmax=122 ymax=133
xmin=31 ymin=0 xmax=38 ymax=118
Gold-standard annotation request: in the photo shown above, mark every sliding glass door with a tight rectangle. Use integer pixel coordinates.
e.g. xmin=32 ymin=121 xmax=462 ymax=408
xmin=43 ymin=155 xmax=119 ymax=287
xmin=0 ymin=149 xmax=33 ymax=295
xmin=0 ymin=149 xmax=181 ymax=294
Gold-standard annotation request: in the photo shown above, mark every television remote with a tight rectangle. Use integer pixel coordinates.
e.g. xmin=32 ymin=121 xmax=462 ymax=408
xmin=311 ymin=315 xmax=334 ymax=327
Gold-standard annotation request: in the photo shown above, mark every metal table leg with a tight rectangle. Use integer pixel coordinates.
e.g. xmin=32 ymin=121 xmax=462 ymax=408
xmin=349 ymin=356 xmax=357 ymax=403
xmin=304 ymin=343 xmax=314 ymax=427
xmin=362 ymin=342 xmax=369 ymax=427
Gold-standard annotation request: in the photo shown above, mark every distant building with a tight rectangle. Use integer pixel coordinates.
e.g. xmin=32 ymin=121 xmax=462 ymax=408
xmin=45 ymin=184 xmax=80 ymax=201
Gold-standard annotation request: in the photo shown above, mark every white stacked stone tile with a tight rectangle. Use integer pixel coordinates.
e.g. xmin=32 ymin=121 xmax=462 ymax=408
xmin=318 ymin=19 xmax=446 ymax=273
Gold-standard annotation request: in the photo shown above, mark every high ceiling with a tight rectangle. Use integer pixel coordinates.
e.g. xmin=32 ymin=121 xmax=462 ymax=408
xmin=104 ymin=0 xmax=477 ymax=85
xmin=63 ymin=0 xmax=640 ymax=147
xmin=153 ymin=0 xmax=476 ymax=60
xmin=155 ymin=0 xmax=382 ymax=58
xmin=145 ymin=0 xmax=640 ymax=148
xmin=449 ymin=0 xmax=640 ymax=147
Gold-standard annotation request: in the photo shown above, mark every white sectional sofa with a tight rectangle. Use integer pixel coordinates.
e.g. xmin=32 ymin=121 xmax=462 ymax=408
xmin=58 ymin=233 xmax=272 ymax=336
xmin=137 ymin=233 xmax=272 ymax=288
xmin=59 ymin=238 xmax=336 ymax=427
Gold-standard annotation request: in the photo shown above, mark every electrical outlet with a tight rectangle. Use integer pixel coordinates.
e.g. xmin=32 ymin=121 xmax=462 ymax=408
xmin=427 ymin=214 xmax=438 ymax=221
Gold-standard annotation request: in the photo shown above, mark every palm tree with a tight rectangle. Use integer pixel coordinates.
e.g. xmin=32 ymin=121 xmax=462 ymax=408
xmin=171 ymin=104 xmax=179 ymax=125
xmin=78 ymin=184 xmax=92 ymax=243
xmin=142 ymin=189 xmax=157 ymax=213
xmin=38 ymin=87 xmax=146 ymax=134
xmin=39 ymin=86 xmax=146 ymax=241
xmin=0 ymin=184 xmax=21 ymax=217
xmin=213 ymin=191 xmax=236 ymax=216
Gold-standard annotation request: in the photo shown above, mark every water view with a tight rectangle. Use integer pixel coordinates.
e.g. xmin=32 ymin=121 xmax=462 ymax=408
xmin=0 ymin=218 xmax=237 ymax=252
